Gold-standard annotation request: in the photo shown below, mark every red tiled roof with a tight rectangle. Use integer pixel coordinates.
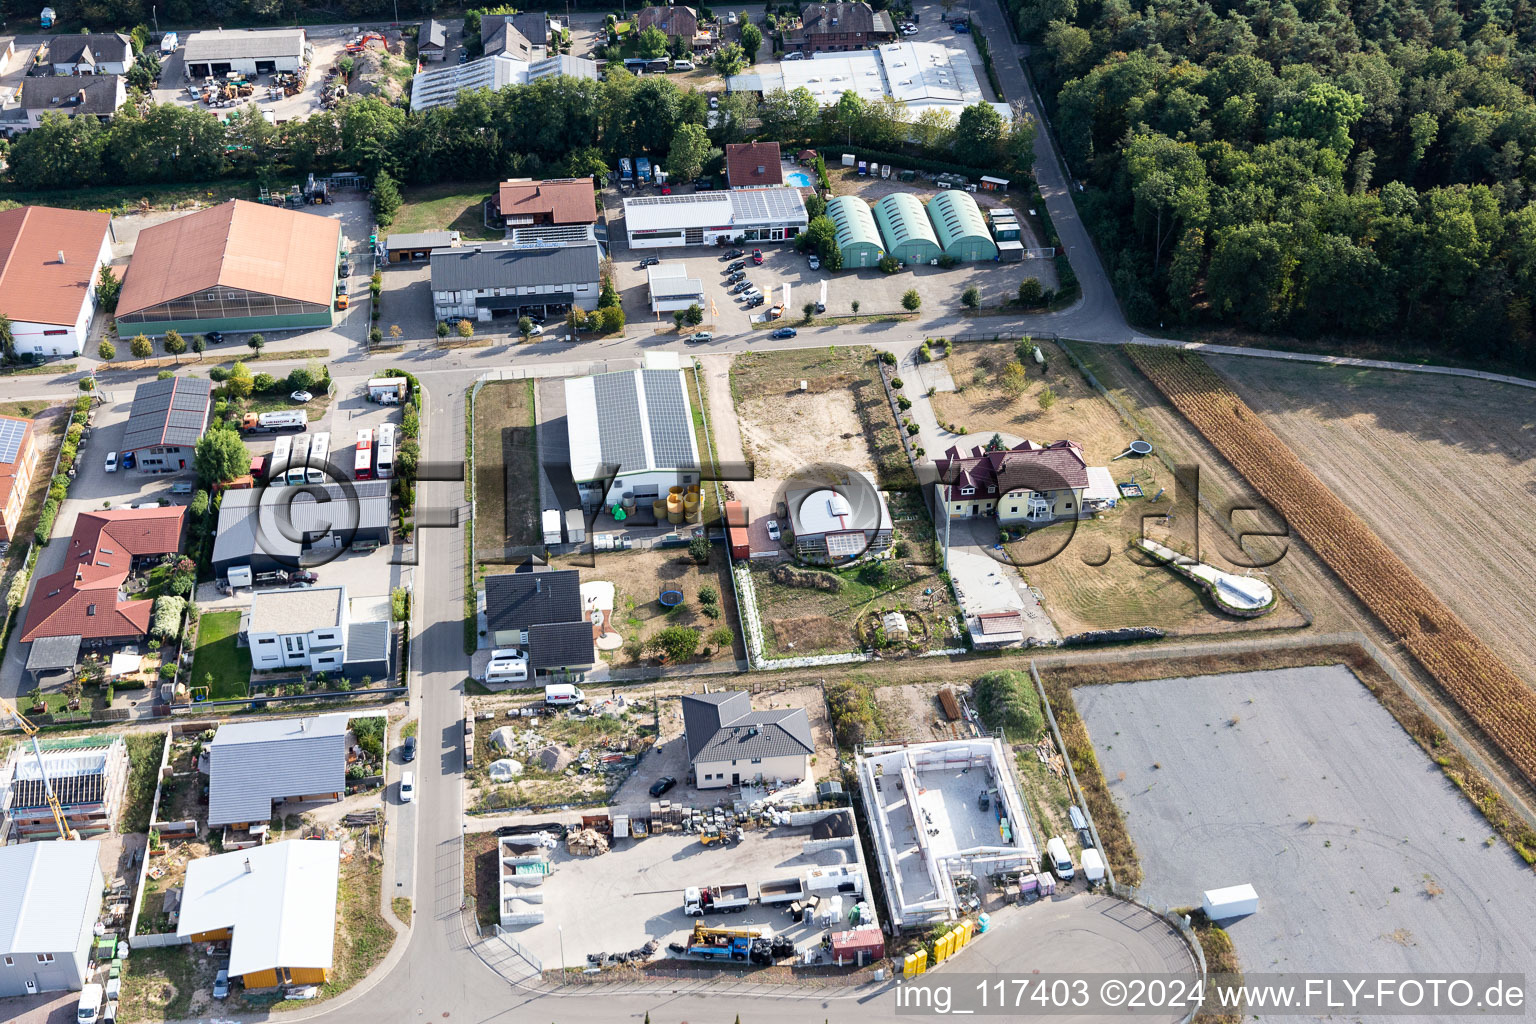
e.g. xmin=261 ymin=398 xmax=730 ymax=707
xmin=726 ymin=143 xmax=785 ymax=188
xmin=21 ymin=507 xmax=187 ymax=643
xmin=496 ymin=179 xmax=597 ymax=225
xmin=934 ymin=439 xmax=1088 ymax=501
xmin=0 ymin=207 xmax=112 ymax=328
xmin=634 ymin=5 xmax=698 ymax=36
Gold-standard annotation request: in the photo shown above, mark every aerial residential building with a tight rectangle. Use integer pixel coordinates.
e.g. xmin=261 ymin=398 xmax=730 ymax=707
xmin=482 ymin=568 xmax=596 ymax=675
xmin=785 ymin=470 xmax=894 ymax=563
xmin=0 ymin=415 xmax=38 ymax=541
xmin=933 ymin=440 xmax=1091 ymax=523
xmin=784 ymin=2 xmax=896 ymax=53
xmin=244 ymin=586 xmax=392 ymax=679
xmin=682 ymin=691 xmax=814 ymax=789
xmin=725 ymin=142 xmax=785 ymax=189
xmin=177 ymin=840 xmax=340 ymax=988
xmin=181 ymin=29 xmax=309 ymax=78
xmin=0 ymin=841 xmax=104 ymax=997
xmin=418 ymin=19 xmax=448 ymax=61
xmin=0 ymin=206 xmax=114 ymax=357
xmin=482 ymin=17 xmax=538 ymax=59
xmin=115 ymin=199 xmax=341 ymax=336
xmin=623 ymin=188 xmax=809 ymax=248
xmin=430 ymin=240 xmax=601 ymax=322
xmin=48 ymin=33 xmax=134 ymax=75
xmin=120 ymin=376 xmax=213 ymax=473
xmin=20 ymin=506 xmax=187 ymax=647
xmin=6 ymin=76 xmax=128 ymax=130
xmin=495 ymin=178 xmax=597 ymax=227
xmin=205 ymin=715 xmax=348 ymax=827
xmin=634 ymin=4 xmax=699 ymax=43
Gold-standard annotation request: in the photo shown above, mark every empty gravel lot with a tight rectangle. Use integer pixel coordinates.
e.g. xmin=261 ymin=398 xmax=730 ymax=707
xmin=1076 ymin=665 xmax=1536 ymax=976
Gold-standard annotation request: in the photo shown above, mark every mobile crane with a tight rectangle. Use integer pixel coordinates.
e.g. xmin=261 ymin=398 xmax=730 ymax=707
xmin=0 ymin=697 xmax=80 ymax=840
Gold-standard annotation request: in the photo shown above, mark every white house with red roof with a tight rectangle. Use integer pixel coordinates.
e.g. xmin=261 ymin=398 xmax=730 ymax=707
xmin=932 ymin=439 xmax=1090 ymax=524
xmin=0 ymin=206 xmax=113 ymax=358
xmin=20 ymin=507 xmax=187 ymax=648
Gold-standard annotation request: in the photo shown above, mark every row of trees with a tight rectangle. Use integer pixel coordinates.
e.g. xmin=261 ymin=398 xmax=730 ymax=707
xmin=1020 ymin=0 xmax=1536 ymax=361
xmin=8 ymin=63 xmax=1035 ymax=193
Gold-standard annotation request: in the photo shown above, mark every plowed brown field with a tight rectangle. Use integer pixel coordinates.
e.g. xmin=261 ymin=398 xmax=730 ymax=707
xmin=1127 ymin=345 xmax=1536 ymax=785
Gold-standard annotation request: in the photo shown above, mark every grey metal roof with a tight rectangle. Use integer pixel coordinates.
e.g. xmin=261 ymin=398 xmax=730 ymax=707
xmin=344 ymin=621 xmax=391 ymax=666
xmin=528 ymin=54 xmax=598 ymax=82
xmin=25 ymin=633 xmax=81 ymax=672
xmin=249 ymin=586 xmax=345 ymax=634
xmin=484 ymin=569 xmax=583 ymax=634
xmin=207 ymin=715 xmax=347 ymax=826
xmin=527 ymin=620 xmax=595 ymax=669
xmin=681 ymin=692 xmax=814 ymax=764
xmin=421 ymin=20 xmax=448 ymax=49
xmin=49 ymin=32 xmax=133 ymax=66
xmin=430 ymin=241 xmax=599 ymax=292
xmin=386 ymin=231 xmax=453 ymax=251
xmin=213 ymin=483 xmax=389 ymax=564
xmin=183 ymin=28 xmax=306 ymax=63
xmin=123 ymin=377 xmax=212 ymax=452
xmin=0 ymin=841 xmax=100 ymax=955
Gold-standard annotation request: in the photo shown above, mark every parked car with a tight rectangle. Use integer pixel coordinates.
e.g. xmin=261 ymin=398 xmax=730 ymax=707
xmin=400 ymin=771 xmax=415 ymax=803
xmin=287 ymin=580 xmax=313 ymax=589
xmin=639 ymin=256 xmax=661 ymax=267
xmin=900 ymin=21 xmax=918 ymax=32
xmin=289 ymin=570 xmax=318 ymax=584
xmin=815 ymin=301 xmax=826 ymax=313
xmin=121 ymin=451 xmax=136 ymax=470
xmin=731 ymin=281 xmax=753 ymax=294
xmin=402 ymin=735 xmax=417 ymax=763
xmin=726 ymin=270 xmax=746 ymax=283
xmin=745 ymin=295 xmax=765 ymax=308
xmin=770 ymin=327 xmax=798 ymax=339
xmin=782 ymin=50 xmax=806 ymax=60
xmin=742 ymin=288 xmax=763 ymax=300
xmin=525 ymin=323 xmax=545 ymax=336
xmin=290 ymin=390 xmax=313 ymax=403
xmin=807 ymin=254 xmax=821 ymax=270
xmin=751 ymin=249 xmax=765 ymax=264
xmin=104 ymin=451 xmax=119 ymax=473
xmin=649 ymin=775 xmax=678 ymax=797
xmin=338 ymin=262 xmax=350 ymax=278
xmin=212 ymin=970 xmax=230 ymax=1000
xmin=723 ymin=248 xmax=744 ymax=259
xmin=686 ymin=332 xmax=714 ymax=344
xmin=672 ymin=59 xmax=695 ymax=71
xmin=766 ymin=520 xmax=781 ymax=541
xmin=728 ymin=260 xmax=747 ymax=271
xmin=952 ymin=20 xmax=970 ymax=31
xmin=1076 ymin=827 xmax=1095 ymax=850
xmin=205 ymin=331 xmax=224 ymax=344
xmin=708 ymin=93 xmax=719 ymax=108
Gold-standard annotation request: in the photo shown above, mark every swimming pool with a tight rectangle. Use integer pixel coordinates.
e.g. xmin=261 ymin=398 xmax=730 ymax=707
xmin=785 ymin=170 xmax=814 ymax=188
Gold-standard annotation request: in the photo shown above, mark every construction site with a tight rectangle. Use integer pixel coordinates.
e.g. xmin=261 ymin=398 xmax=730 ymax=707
xmin=483 ymin=805 xmax=886 ymax=973
xmin=2 ymin=734 xmax=129 ymax=841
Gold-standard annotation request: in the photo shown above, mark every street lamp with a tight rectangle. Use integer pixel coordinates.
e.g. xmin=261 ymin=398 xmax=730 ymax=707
xmin=558 ymin=925 xmax=566 ymax=982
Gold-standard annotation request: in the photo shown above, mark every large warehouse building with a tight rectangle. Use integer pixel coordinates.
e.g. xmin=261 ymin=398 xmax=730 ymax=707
xmin=623 ymin=188 xmax=808 ymax=248
xmin=429 ymin=241 xmax=601 ymax=323
xmin=929 ymin=190 xmax=998 ymax=262
xmin=873 ymin=193 xmax=941 ymax=265
xmin=826 ymin=195 xmax=885 ymax=267
xmin=116 ymin=200 xmax=341 ymax=337
xmin=565 ymin=363 xmax=700 ymax=509
xmin=182 ymin=29 xmax=309 ymax=78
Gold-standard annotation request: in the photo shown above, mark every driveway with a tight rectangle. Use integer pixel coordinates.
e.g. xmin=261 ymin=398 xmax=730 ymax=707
xmin=946 ymin=516 xmax=1059 ymax=644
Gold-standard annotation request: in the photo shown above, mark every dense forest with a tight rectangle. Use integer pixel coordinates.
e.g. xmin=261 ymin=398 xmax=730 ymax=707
xmin=1009 ymin=0 xmax=1536 ymax=363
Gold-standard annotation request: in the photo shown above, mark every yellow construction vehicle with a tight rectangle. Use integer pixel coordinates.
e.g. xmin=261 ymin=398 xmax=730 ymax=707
xmin=0 ymin=697 xmax=80 ymax=840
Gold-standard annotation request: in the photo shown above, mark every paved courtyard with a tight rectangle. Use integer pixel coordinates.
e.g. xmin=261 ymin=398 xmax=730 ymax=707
xmin=1076 ymin=665 xmax=1536 ymax=974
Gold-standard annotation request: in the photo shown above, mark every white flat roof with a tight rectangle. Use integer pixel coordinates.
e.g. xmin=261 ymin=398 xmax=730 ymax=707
xmin=729 ymin=42 xmax=1008 ymax=119
xmin=1083 ymin=466 xmax=1118 ymax=503
xmin=624 ymin=188 xmax=808 ymax=234
xmin=177 ymin=840 xmax=340 ymax=978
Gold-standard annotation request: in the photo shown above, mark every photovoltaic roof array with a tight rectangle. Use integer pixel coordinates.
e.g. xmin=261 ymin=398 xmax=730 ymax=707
xmin=593 ymin=371 xmax=648 ymax=473
xmin=641 ymin=369 xmax=696 ymax=471
xmin=0 ymin=418 xmax=27 ymax=465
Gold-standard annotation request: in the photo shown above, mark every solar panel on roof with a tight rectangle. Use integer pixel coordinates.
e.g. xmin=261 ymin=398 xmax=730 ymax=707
xmin=593 ymin=372 xmax=648 ymax=473
xmin=0 ymin=419 xmax=27 ymax=465
xmin=641 ymin=370 xmax=696 ymax=471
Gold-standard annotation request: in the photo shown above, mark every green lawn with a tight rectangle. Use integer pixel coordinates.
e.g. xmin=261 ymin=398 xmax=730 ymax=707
xmin=190 ymin=610 xmax=251 ymax=700
xmin=391 ymin=182 xmax=503 ymax=241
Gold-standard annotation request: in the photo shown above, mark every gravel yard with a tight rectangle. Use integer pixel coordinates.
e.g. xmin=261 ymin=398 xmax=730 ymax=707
xmin=1076 ymin=665 xmax=1536 ymax=976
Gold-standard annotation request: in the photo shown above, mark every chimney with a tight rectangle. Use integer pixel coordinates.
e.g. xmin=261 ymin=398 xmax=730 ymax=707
xmin=244 ymin=857 xmax=252 ymax=873
xmin=58 ymin=250 xmax=66 ymax=264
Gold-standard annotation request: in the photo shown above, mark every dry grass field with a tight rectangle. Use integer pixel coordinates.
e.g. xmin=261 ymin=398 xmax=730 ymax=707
xmin=1210 ymin=356 xmax=1536 ymax=691
xmin=930 ymin=338 xmax=1135 ymax=462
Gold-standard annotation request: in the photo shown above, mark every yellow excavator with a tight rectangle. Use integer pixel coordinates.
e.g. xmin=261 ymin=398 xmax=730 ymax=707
xmin=1 ymin=697 xmax=80 ymax=841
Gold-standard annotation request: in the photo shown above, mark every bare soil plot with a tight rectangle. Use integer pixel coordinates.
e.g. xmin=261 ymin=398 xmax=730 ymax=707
xmin=930 ymin=339 xmax=1132 ymax=462
xmin=731 ymin=347 xmax=913 ymax=489
xmin=1076 ymin=666 xmax=1536 ymax=976
xmin=753 ymin=559 xmax=959 ymax=658
xmin=1002 ymin=505 xmax=1308 ymax=637
xmin=473 ymin=379 xmax=537 ymax=559
xmin=1209 ymin=356 xmax=1536 ymax=691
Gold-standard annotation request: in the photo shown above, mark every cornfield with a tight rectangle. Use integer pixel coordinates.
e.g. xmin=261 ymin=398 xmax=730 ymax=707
xmin=1127 ymin=345 xmax=1536 ymax=785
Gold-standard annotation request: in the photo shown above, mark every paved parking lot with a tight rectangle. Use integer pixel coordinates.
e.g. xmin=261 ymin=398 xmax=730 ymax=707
xmin=1077 ymin=665 xmax=1536 ymax=975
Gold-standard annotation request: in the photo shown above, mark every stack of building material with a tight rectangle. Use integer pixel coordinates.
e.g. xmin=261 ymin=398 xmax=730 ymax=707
xmin=565 ymin=828 xmax=609 ymax=855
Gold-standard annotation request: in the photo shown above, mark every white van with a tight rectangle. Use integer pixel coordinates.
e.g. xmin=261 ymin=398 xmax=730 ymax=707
xmin=483 ymin=649 xmax=529 ymax=684
xmin=78 ymin=984 xmax=104 ymax=1024
xmin=544 ymin=683 xmax=584 ymax=706
xmin=400 ymin=771 xmax=415 ymax=803
xmin=1080 ymin=848 xmax=1106 ymax=886
xmin=1046 ymin=836 xmax=1075 ymax=881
